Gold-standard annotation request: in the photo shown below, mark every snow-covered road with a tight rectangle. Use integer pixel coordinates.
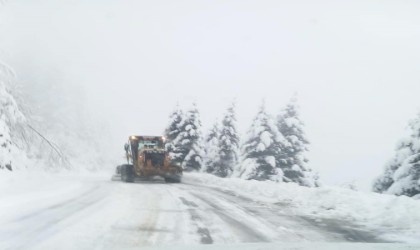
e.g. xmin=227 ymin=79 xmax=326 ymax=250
xmin=0 ymin=173 xmax=399 ymax=250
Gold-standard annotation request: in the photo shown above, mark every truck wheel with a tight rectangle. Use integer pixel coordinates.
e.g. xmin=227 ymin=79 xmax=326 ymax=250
xmin=121 ymin=164 xmax=134 ymax=183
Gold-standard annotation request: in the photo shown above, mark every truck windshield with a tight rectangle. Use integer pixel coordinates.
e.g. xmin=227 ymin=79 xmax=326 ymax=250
xmin=138 ymin=141 xmax=162 ymax=150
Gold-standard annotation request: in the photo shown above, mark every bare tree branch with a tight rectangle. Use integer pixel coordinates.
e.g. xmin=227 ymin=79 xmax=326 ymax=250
xmin=26 ymin=124 xmax=69 ymax=165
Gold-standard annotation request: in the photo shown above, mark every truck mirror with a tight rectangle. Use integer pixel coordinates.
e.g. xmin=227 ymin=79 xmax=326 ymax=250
xmin=124 ymin=143 xmax=129 ymax=152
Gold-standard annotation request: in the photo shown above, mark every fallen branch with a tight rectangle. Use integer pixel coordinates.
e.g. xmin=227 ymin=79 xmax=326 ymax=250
xmin=26 ymin=124 xmax=68 ymax=164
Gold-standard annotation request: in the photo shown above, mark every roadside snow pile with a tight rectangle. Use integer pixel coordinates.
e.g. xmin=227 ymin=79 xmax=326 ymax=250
xmin=184 ymin=173 xmax=420 ymax=243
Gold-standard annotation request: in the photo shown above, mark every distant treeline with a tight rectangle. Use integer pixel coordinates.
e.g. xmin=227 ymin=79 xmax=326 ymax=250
xmin=163 ymin=97 xmax=320 ymax=187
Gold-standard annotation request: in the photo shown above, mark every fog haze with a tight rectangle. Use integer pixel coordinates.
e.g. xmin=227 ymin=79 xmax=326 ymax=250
xmin=1 ymin=0 xmax=420 ymax=189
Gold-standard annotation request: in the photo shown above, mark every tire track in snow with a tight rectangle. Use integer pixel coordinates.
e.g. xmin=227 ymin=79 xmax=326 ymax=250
xmin=210 ymin=187 xmax=390 ymax=242
xmin=187 ymin=191 xmax=270 ymax=243
xmin=137 ymin=192 xmax=161 ymax=246
xmin=178 ymin=197 xmax=213 ymax=244
xmin=11 ymin=185 xmax=101 ymax=223
xmin=187 ymin=183 xmax=319 ymax=241
xmin=186 ymin=182 xmax=391 ymax=243
xmin=0 ymin=184 xmax=109 ymax=250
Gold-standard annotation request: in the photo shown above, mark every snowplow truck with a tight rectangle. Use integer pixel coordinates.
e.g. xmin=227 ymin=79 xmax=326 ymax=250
xmin=114 ymin=136 xmax=182 ymax=183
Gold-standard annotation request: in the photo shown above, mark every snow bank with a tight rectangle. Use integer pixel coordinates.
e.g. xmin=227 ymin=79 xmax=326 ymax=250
xmin=184 ymin=173 xmax=420 ymax=243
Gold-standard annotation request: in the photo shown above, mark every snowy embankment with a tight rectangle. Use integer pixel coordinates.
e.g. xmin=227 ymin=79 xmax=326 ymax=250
xmin=184 ymin=173 xmax=420 ymax=243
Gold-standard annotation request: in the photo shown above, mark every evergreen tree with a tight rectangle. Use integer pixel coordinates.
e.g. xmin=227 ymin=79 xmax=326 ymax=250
xmin=214 ymin=103 xmax=240 ymax=177
xmin=203 ymin=121 xmax=220 ymax=174
xmin=171 ymin=103 xmax=204 ymax=171
xmin=239 ymin=102 xmax=287 ymax=181
xmin=375 ymin=113 xmax=420 ymax=197
xmin=0 ymin=63 xmax=25 ymax=171
xmin=276 ymin=97 xmax=319 ymax=187
xmin=164 ymin=105 xmax=185 ymax=166
xmin=0 ymin=117 xmax=13 ymax=170
xmin=373 ymin=139 xmax=412 ymax=193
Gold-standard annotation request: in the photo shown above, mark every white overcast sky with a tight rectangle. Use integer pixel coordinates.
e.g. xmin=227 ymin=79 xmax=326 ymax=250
xmin=1 ymin=0 xmax=420 ymax=189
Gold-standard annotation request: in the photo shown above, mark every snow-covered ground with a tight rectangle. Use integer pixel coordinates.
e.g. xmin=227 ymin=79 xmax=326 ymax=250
xmin=184 ymin=173 xmax=420 ymax=243
xmin=1 ymin=171 xmax=419 ymax=250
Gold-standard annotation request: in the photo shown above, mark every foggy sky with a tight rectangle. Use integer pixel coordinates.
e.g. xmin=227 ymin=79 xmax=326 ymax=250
xmin=1 ymin=0 xmax=420 ymax=189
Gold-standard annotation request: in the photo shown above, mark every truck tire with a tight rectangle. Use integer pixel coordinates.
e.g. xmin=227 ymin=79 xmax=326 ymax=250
xmin=121 ymin=164 xmax=134 ymax=183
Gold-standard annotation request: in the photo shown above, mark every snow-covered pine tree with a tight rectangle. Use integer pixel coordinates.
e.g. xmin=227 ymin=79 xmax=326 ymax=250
xmin=375 ymin=113 xmax=420 ymax=197
xmin=373 ymin=139 xmax=412 ymax=193
xmin=0 ymin=116 xmax=13 ymax=170
xmin=203 ymin=121 xmax=220 ymax=174
xmin=239 ymin=102 xmax=286 ymax=181
xmin=182 ymin=104 xmax=204 ymax=171
xmin=214 ymin=103 xmax=240 ymax=177
xmin=0 ymin=62 xmax=26 ymax=171
xmin=276 ymin=96 xmax=319 ymax=187
xmin=164 ymin=105 xmax=185 ymax=166
xmin=171 ymin=103 xmax=204 ymax=171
